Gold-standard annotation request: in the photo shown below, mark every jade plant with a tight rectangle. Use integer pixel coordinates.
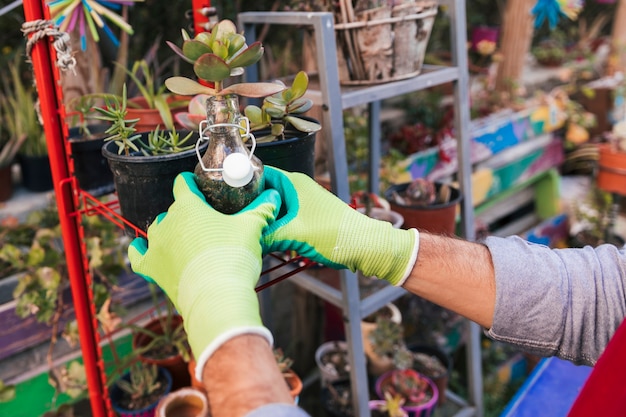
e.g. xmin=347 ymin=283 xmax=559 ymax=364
xmin=243 ymin=70 xmax=321 ymax=142
xmin=164 ymin=19 xmax=283 ymax=98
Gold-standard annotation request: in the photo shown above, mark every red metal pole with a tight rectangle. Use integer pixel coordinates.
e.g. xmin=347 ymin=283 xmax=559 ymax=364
xmin=192 ymin=0 xmax=213 ymax=34
xmin=21 ymin=2 xmax=110 ymax=416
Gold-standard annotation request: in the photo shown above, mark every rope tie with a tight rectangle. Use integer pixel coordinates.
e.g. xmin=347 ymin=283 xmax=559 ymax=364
xmin=21 ymin=19 xmax=76 ymax=73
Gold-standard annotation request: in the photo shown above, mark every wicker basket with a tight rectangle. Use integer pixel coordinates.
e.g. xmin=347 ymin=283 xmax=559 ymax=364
xmin=335 ymin=0 xmax=439 ymax=85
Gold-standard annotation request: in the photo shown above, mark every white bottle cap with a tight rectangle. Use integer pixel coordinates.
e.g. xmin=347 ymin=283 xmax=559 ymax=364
xmin=222 ymin=152 xmax=253 ymax=188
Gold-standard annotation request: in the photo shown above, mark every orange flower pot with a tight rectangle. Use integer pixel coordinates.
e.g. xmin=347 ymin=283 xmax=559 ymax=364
xmin=597 ymin=144 xmax=626 ymax=196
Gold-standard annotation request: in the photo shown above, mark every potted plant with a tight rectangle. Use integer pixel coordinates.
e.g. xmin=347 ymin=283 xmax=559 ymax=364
xmin=315 ymin=340 xmax=351 ymax=384
xmin=385 ymin=178 xmax=462 ymax=235
xmin=407 ymin=344 xmax=451 ymax=406
xmin=568 ymin=184 xmax=624 ymax=248
xmin=244 ymin=70 xmax=321 ymax=177
xmin=364 ymin=309 xmax=404 ymax=377
xmin=154 ymin=387 xmax=208 ymax=417
xmin=130 ymin=287 xmax=191 ymax=390
xmin=98 ymin=85 xmax=205 ymax=233
xmin=320 ymin=378 xmax=354 ymax=417
xmin=596 ymin=120 xmax=626 ymax=197
xmin=1 ymin=55 xmax=50 ymax=192
xmin=0 ymin=93 xmax=26 ymax=201
xmin=109 ymin=362 xmax=173 ymax=417
xmin=274 ymin=347 xmax=303 ymax=403
xmin=369 ymin=392 xmax=408 ymax=417
xmin=165 ymin=20 xmax=319 ymax=177
xmin=65 ymin=95 xmax=114 ymax=194
xmin=117 ymin=59 xmax=189 ymax=133
xmin=374 ymin=368 xmax=438 ymax=416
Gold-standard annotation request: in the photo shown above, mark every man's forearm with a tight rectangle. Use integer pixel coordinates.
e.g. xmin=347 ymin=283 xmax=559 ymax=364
xmin=203 ymin=334 xmax=293 ymax=417
xmin=402 ymin=233 xmax=496 ymax=328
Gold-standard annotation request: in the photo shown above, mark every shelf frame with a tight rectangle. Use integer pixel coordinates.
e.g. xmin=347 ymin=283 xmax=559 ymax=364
xmin=240 ymin=2 xmax=482 ymax=416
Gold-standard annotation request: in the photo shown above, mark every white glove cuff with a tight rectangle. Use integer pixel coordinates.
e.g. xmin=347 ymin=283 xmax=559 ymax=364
xmin=194 ymin=326 xmax=274 ymax=382
xmin=394 ymin=228 xmax=420 ymax=287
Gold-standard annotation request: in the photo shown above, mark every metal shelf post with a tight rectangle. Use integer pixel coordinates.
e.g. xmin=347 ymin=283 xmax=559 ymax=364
xmin=239 ymin=2 xmax=483 ymax=415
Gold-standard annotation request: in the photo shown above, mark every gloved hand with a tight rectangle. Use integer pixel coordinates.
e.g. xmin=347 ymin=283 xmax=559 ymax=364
xmin=128 ymin=172 xmax=280 ymax=381
xmin=262 ymin=167 xmax=419 ymax=286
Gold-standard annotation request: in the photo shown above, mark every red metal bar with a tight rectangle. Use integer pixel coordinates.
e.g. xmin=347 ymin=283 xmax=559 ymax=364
xmin=191 ymin=0 xmax=213 ymax=34
xmin=21 ymin=2 xmax=111 ymax=416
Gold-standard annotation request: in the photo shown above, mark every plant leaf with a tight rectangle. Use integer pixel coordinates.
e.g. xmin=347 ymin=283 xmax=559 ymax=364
xmin=289 ymin=71 xmax=309 ymax=101
xmin=194 ymin=54 xmax=231 ymax=82
xmin=165 ymin=77 xmax=216 ymax=96
xmin=228 ymin=42 xmax=263 ymax=68
xmin=182 ymin=40 xmax=212 ymax=61
xmin=285 ymin=115 xmax=321 ymax=133
xmin=222 ymin=82 xmax=284 ymax=98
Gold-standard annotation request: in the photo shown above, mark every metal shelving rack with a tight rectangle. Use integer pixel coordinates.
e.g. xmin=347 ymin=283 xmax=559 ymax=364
xmin=240 ymin=2 xmax=483 ymax=416
xmin=19 ymin=0 xmax=481 ymax=414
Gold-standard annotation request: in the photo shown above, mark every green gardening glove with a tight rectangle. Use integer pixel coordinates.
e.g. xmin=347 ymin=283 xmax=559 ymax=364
xmin=128 ymin=172 xmax=280 ymax=381
xmin=262 ymin=167 xmax=419 ymax=286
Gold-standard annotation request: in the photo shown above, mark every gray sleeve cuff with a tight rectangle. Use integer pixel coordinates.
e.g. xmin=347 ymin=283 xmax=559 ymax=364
xmin=244 ymin=404 xmax=312 ymax=417
xmin=484 ymin=235 xmax=626 ymax=365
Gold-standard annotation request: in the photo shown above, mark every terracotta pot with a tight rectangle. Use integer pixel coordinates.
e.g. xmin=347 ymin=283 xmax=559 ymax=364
xmin=155 ymin=387 xmax=209 ymax=417
xmin=187 ymin=358 xmax=205 ymax=392
xmin=385 ymin=182 xmax=462 ymax=235
xmin=597 ymin=144 xmax=626 ymax=196
xmin=361 ymin=303 xmax=403 ymax=376
xmin=0 ymin=165 xmax=13 ymax=202
xmin=126 ymin=96 xmax=188 ymax=133
xmin=284 ymin=371 xmax=303 ymax=403
xmin=133 ymin=315 xmax=190 ymax=391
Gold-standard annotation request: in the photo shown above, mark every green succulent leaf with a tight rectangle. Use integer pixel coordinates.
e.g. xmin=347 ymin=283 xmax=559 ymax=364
xmin=244 ymin=105 xmax=264 ymax=124
xmin=194 ymin=54 xmax=231 ymax=82
xmin=266 ymin=106 xmax=286 ymax=119
xmin=166 ymin=41 xmax=194 ymax=65
xmin=182 ymin=40 xmax=213 ymax=61
xmin=181 ymin=28 xmax=192 ymax=41
xmin=211 ymin=40 xmax=229 ymax=60
xmin=227 ymin=33 xmax=246 ymax=56
xmin=271 ymin=124 xmax=284 ymax=137
xmin=255 ymin=133 xmax=278 ymax=143
xmin=265 ymin=96 xmax=287 ymax=106
xmin=287 ymin=98 xmax=313 ymax=114
xmin=289 ymin=71 xmax=309 ymax=100
xmin=228 ymin=42 xmax=263 ymax=69
xmin=285 ymin=115 xmax=321 ymax=133
xmin=165 ymin=77 xmax=216 ymax=96
xmin=195 ymin=31 xmax=212 ymax=45
xmin=222 ymin=82 xmax=284 ymax=98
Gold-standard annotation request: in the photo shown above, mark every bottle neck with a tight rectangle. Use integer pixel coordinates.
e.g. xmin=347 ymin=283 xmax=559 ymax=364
xmin=207 ymin=94 xmax=241 ymax=126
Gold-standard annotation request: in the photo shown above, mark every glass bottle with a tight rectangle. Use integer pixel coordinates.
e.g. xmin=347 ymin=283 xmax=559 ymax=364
xmin=194 ymin=94 xmax=264 ymax=214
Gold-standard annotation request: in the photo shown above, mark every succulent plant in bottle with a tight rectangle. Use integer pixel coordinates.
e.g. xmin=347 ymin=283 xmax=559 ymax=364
xmin=165 ymin=19 xmax=284 ymax=213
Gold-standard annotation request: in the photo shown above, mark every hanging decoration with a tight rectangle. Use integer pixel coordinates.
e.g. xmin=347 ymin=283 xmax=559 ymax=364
xmin=532 ymin=0 xmax=584 ymax=29
xmin=46 ymin=0 xmax=142 ymax=51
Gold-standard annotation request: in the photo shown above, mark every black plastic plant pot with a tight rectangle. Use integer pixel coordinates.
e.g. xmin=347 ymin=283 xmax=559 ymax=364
xmin=68 ymin=125 xmax=115 ymax=195
xmin=254 ymin=118 xmax=318 ymax=178
xmin=102 ymin=132 xmax=205 ymax=235
xmin=19 ymin=154 xmax=53 ymax=192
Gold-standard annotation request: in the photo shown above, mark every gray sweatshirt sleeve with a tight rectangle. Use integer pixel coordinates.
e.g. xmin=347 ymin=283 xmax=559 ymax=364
xmin=244 ymin=404 xmax=312 ymax=417
xmin=484 ymin=235 xmax=626 ymax=366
